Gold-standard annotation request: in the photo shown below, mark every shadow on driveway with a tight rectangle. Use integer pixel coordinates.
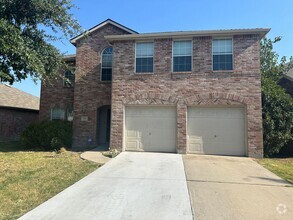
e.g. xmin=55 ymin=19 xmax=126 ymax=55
xmin=183 ymin=154 xmax=293 ymax=220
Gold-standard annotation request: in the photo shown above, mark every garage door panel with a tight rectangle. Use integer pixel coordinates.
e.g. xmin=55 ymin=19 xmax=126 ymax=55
xmin=126 ymin=130 xmax=139 ymax=139
xmin=126 ymin=108 xmax=151 ymax=117
xmin=190 ymin=118 xmax=217 ymax=131
xmin=152 ymin=133 xmax=176 ymax=143
xmin=201 ymin=141 xmax=245 ymax=155
xmin=189 ymin=108 xmax=244 ymax=118
xmin=125 ymin=140 xmax=140 ymax=150
xmin=188 ymin=107 xmax=246 ymax=156
xmin=125 ymin=106 xmax=176 ymax=152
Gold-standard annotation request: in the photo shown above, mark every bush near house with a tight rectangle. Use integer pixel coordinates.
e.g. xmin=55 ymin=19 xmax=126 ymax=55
xmin=21 ymin=120 xmax=72 ymax=151
xmin=260 ymin=37 xmax=293 ymax=157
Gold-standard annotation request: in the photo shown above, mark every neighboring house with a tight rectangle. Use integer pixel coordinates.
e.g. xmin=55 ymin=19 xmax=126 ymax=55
xmin=0 ymin=83 xmax=39 ymax=141
xmin=39 ymin=19 xmax=270 ymax=158
xmin=279 ymin=66 xmax=293 ymax=96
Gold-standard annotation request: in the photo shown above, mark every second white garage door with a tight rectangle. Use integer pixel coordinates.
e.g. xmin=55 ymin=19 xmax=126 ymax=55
xmin=125 ymin=106 xmax=176 ymax=152
xmin=187 ymin=107 xmax=246 ymax=156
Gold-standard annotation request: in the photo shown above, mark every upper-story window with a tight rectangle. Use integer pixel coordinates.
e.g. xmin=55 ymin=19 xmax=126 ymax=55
xmin=212 ymin=39 xmax=233 ymax=71
xmin=173 ymin=40 xmax=192 ymax=72
xmin=63 ymin=70 xmax=74 ymax=87
xmin=101 ymin=47 xmax=113 ymax=81
xmin=136 ymin=42 xmax=154 ymax=73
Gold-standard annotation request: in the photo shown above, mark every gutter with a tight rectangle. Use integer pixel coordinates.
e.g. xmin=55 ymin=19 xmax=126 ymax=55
xmin=105 ymin=28 xmax=271 ymax=41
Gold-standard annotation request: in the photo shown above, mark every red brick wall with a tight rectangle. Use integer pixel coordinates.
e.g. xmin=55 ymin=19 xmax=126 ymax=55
xmin=0 ymin=108 xmax=38 ymax=141
xmin=39 ymin=79 xmax=74 ymax=121
xmin=110 ymin=34 xmax=263 ymax=157
xmin=39 ymin=58 xmax=75 ymax=121
xmin=72 ymin=24 xmax=131 ymax=149
xmin=39 ymin=24 xmax=264 ymax=157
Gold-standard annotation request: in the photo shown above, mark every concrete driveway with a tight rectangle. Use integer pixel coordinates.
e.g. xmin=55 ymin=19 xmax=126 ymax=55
xmin=183 ymin=155 xmax=293 ymax=220
xmin=19 ymin=152 xmax=192 ymax=220
xmin=19 ymin=153 xmax=293 ymax=220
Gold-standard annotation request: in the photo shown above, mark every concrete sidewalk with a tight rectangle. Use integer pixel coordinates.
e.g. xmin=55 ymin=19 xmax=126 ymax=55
xmin=80 ymin=148 xmax=111 ymax=164
xmin=19 ymin=152 xmax=193 ymax=220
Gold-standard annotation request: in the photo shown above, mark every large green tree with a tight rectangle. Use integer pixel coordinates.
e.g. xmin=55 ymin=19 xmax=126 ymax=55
xmin=260 ymin=37 xmax=293 ymax=156
xmin=0 ymin=0 xmax=81 ymax=84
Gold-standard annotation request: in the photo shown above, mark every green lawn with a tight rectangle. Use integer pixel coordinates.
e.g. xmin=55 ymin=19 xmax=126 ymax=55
xmin=0 ymin=142 xmax=99 ymax=220
xmin=258 ymin=158 xmax=293 ymax=184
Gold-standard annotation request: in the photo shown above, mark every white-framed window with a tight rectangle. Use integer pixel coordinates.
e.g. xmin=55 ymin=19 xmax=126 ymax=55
xmin=135 ymin=42 xmax=154 ymax=73
xmin=51 ymin=108 xmax=65 ymax=120
xmin=173 ymin=40 xmax=192 ymax=72
xmin=212 ymin=39 xmax=233 ymax=71
xmin=67 ymin=107 xmax=73 ymax=121
xmin=51 ymin=107 xmax=73 ymax=121
xmin=101 ymin=47 xmax=113 ymax=81
xmin=63 ymin=70 xmax=74 ymax=87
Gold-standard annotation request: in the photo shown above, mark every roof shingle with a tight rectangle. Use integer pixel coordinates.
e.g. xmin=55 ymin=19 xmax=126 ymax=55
xmin=0 ymin=83 xmax=39 ymax=110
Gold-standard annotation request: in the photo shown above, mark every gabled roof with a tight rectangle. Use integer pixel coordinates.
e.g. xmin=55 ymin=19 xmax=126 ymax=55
xmin=284 ymin=62 xmax=293 ymax=81
xmin=0 ymin=83 xmax=39 ymax=111
xmin=105 ymin=28 xmax=270 ymax=41
xmin=70 ymin=19 xmax=138 ymax=45
xmin=63 ymin=54 xmax=76 ymax=62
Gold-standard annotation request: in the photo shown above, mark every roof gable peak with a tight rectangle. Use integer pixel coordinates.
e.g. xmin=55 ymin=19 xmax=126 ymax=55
xmin=70 ymin=19 xmax=138 ymax=45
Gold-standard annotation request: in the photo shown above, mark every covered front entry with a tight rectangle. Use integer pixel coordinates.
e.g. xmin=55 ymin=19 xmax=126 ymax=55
xmin=125 ymin=106 xmax=177 ymax=152
xmin=187 ymin=106 xmax=246 ymax=156
xmin=97 ymin=105 xmax=111 ymax=147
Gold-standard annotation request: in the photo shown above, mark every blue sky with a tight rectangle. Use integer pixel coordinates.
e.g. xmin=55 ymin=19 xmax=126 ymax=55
xmin=12 ymin=0 xmax=293 ymax=97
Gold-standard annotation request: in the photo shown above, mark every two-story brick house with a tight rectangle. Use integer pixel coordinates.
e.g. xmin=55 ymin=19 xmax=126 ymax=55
xmin=39 ymin=19 xmax=269 ymax=158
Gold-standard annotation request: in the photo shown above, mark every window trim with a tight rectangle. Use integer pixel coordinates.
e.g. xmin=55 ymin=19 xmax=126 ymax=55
xmin=212 ymin=37 xmax=234 ymax=72
xmin=50 ymin=107 xmax=73 ymax=121
xmin=66 ymin=107 xmax=74 ymax=121
xmin=100 ymin=46 xmax=113 ymax=82
xmin=63 ymin=70 xmax=74 ymax=87
xmin=50 ymin=108 xmax=65 ymax=120
xmin=135 ymin=41 xmax=154 ymax=74
xmin=172 ymin=39 xmax=193 ymax=73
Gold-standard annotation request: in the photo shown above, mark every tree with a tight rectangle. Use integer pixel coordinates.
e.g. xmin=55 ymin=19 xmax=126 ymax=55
xmin=0 ymin=0 xmax=81 ymax=84
xmin=260 ymin=37 xmax=293 ymax=156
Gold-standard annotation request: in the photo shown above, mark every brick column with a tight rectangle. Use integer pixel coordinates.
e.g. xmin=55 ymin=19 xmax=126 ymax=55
xmin=177 ymin=101 xmax=187 ymax=153
xmin=110 ymin=100 xmax=124 ymax=151
xmin=247 ymin=97 xmax=264 ymax=158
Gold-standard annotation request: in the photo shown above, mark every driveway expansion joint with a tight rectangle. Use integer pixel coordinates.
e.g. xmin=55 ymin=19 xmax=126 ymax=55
xmin=186 ymin=179 xmax=292 ymax=187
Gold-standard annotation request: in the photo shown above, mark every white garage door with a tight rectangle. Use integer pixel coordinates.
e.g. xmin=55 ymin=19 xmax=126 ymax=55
xmin=125 ymin=106 xmax=176 ymax=152
xmin=187 ymin=107 xmax=246 ymax=156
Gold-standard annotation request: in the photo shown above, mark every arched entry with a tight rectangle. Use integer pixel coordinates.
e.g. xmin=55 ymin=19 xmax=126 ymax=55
xmin=97 ymin=105 xmax=111 ymax=147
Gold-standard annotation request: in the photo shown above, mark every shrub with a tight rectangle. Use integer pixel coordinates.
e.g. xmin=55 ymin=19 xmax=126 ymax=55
xmin=260 ymin=37 xmax=293 ymax=156
xmin=50 ymin=137 xmax=63 ymax=150
xmin=102 ymin=149 xmax=120 ymax=158
xmin=21 ymin=120 xmax=72 ymax=150
xmin=262 ymin=77 xmax=293 ymax=156
xmin=57 ymin=147 xmax=67 ymax=154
